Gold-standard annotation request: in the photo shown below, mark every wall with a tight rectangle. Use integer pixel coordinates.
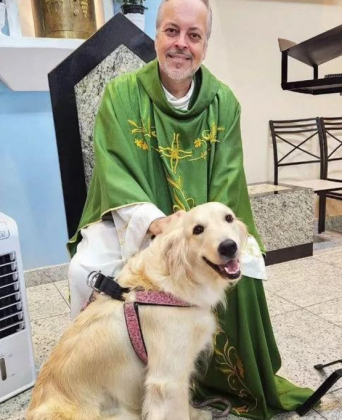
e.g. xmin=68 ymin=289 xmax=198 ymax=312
xmin=0 ymin=82 xmax=69 ymax=269
xmin=204 ymin=0 xmax=342 ymax=188
xmin=0 ymin=1 xmax=160 ymax=270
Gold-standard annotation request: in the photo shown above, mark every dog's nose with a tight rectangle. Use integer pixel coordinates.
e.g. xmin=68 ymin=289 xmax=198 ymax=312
xmin=218 ymin=240 xmax=237 ymax=258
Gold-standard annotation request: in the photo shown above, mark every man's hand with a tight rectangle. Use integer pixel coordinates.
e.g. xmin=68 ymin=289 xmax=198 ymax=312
xmin=148 ymin=211 xmax=186 ymax=236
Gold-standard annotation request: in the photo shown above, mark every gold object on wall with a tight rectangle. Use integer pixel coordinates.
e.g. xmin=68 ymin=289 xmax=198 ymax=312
xmin=32 ymin=0 xmax=96 ymax=39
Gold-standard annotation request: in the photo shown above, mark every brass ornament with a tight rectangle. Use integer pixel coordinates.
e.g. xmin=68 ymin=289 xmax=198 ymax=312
xmin=32 ymin=0 xmax=96 ymax=39
xmin=80 ymin=0 xmax=88 ymax=19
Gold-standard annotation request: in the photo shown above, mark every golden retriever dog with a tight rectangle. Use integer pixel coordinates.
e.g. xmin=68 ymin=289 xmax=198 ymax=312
xmin=27 ymin=202 xmax=247 ymax=420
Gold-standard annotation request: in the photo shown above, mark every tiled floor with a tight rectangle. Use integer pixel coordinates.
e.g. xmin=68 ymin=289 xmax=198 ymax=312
xmin=1 ymin=236 xmax=342 ymax=420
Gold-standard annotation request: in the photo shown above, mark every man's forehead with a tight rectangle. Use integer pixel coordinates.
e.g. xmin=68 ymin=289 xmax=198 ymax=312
xmin=159 ymin=0 xmax=209 ymax=23
xmin=166 ymin=21 xmax=205 ymax=32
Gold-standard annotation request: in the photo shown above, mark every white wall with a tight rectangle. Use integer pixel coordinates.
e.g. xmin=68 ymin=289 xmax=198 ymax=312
xmin=204 ymin=0 xmax=342 ymax=195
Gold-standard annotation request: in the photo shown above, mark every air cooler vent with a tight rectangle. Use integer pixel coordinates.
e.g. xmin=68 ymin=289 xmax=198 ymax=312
xmin=0 ymin=212 xmax=36 ymax=403
xmin=0 ymin=252 xmax=25 ymax=339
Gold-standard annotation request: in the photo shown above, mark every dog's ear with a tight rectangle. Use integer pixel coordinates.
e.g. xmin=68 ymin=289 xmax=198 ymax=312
xmin=162 ymin=228 xmax=194 ymax=286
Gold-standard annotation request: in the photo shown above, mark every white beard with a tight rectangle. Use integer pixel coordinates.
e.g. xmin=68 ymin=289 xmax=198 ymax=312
xmin=159 ymin=61 xmax=200 ymax=81
xmin=157 ymin=50 xmax=201 ymax=81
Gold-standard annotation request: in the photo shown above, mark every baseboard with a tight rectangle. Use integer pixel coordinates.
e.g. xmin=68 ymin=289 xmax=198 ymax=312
xmin=325 ymin=215 xmax=342 ymax=232
xmin=24 ymin=263 xmax=69 ymax=288
xmin=265 ymin=243 xmax=313 ymax=266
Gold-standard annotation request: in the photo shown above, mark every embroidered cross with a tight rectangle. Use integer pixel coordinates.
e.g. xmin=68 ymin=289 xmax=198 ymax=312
xmin=158 ymin=133 xmax=193 ymax=173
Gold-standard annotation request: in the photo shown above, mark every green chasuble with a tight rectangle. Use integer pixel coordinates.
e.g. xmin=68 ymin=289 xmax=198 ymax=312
xmin=68 ymin=59 xmax=312 ymax=419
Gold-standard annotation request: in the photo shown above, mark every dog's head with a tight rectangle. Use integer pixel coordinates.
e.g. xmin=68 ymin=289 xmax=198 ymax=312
xmin=151 ymin=202 xmax=248 ymax=307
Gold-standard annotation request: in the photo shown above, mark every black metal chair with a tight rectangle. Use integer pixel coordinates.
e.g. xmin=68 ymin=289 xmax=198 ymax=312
xmin=270 ymin=117 xmax=342 ymax=233
xmin=319 ymin=117 xmax=342 ymax=217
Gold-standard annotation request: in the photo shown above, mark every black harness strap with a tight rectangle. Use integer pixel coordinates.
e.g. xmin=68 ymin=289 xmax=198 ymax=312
xmin=88 ymin=272 xmax=130 ymax=300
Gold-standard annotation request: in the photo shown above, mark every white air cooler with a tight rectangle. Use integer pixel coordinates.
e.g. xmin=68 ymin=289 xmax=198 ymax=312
xmin=0 ymin=212 xmax=36 ymax=402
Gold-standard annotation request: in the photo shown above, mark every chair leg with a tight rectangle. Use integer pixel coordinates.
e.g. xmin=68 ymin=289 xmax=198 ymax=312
xmin=315 ymin=359 xmax=342 ymax=370
xmin=296 ymin=369 xmax=342 ymax=416
xmin=318 ymin=194 xmax=326 ymax=234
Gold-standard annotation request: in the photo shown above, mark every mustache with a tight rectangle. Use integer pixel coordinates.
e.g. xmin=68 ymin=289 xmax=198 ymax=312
xmin=166 ymin=49 xmax=193 ymax=59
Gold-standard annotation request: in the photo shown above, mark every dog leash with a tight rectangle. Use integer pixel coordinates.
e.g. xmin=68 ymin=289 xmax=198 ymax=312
xmin=86 ymin=271 xmax=232 ymax=418
xmin=193 ymin=398 xmax=232 ymax=419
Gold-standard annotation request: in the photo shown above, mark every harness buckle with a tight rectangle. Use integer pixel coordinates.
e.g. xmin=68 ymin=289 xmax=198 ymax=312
xmin=87 ymin=271 xmax=103 ymax=292
xmin=86 ymin=271 xmax=130 ymax=301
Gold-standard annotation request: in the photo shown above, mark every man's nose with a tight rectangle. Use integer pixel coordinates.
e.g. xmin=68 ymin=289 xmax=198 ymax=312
xmin=174 ymin=33 xmax=188 ymax=50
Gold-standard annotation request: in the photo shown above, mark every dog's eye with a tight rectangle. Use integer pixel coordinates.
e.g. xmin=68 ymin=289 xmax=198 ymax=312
xmin=226 ymin=214 xmax=234 ymax=223
xmin=193 ymin=225 xmax=204 ymax=235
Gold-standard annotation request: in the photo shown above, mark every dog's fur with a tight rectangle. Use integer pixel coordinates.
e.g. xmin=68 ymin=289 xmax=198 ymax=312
xmin=27 ymin=202 xmax=247 ymax=420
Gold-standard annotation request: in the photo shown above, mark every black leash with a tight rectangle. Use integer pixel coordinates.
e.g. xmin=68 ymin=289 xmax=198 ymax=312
xmin=193 ymin=398 xmax=232 ymax=419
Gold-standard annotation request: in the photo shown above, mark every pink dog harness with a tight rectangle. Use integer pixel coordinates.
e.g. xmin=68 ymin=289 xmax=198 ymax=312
xmin=86 ymin=272 xmax=192 ymax=363
xmin=124 ymin=290 xmax=192 ymax=364
xmin=85 ymin=272 xmax=232 ymax=419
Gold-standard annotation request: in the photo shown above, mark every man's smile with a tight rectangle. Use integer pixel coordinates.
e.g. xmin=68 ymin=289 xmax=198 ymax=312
xmin=168 ymin=54 xmax=192 ymax=60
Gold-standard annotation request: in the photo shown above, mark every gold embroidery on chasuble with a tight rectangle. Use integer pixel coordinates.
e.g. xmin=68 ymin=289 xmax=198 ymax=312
xmin=129 ymin=119 xmax=226 ymax=213
xmin=190 ymin=123 xmax=225 ymax=162
xmin=167 ymin=175 xmax=195 ymax=212
xmin=157 ymin=133 xmax=194 ymax=212
xmin=213 ymin=316 xmax=259 ymax=415
xmin=129 ymin=118 xmax=157 ymax=151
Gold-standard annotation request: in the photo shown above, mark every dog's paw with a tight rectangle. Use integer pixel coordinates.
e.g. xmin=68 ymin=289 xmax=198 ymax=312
xmin=189 ymin=407 xmax=212 ymax=420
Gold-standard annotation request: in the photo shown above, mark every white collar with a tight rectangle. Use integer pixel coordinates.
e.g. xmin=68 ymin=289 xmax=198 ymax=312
xmin=162 ymin=79 xmax=195 ymax=111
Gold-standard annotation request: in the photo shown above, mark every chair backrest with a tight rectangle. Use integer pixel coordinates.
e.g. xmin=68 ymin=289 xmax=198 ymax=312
xmin=320 ymin=117 xmax=342 ymax=180
xmin=269 ymin=118 xmax=324 ymax=185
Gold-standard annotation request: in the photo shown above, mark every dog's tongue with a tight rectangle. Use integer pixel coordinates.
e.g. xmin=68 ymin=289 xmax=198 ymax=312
xmin=224 ymin=259 xmax=240 ymax=274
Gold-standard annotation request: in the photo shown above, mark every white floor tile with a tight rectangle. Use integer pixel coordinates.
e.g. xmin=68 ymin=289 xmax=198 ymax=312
xmin=272 ymin=410 xmax=326 ymax=419
xmin=265 ymin=258 xmax=342 ymax=308
xmin=30 ymin=312 xmax=71 ymax=369
xmin=272 ymin=308 xmax=342 ymax=393
xmin=0 ymin=389 xmax=31 ymax=420
xmin=316 ymin=387 xmax=342 ymax=419
xmin=313 ymin=247 xmax=342 ymax=269
xmin=265 ymin=289 xmax=301 ymax=317
xmin=306 ymin=297 xmax=342 ymax=328
xmin=54 ymin=280 xmax=70 ymax=307
xmin=26 ymin=283 xmax=70 ymax=320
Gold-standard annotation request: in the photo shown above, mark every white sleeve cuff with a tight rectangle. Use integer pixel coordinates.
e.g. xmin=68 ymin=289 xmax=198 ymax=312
xmin=113 ymin=203 xmax=166 ymax=261
xmin=240 ymin=235 xmax=267 ymax=280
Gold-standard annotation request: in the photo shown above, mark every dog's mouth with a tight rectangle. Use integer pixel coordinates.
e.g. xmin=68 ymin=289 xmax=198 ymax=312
xmin=203 ymin=256 xmax=241 ymax=280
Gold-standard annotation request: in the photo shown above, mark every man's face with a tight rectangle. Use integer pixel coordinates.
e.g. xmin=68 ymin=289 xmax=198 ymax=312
xmin=155 ymin=0 xmax=209 ymax=82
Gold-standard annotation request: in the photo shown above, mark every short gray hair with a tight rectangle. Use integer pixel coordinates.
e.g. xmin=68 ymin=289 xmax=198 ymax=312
xmin=156 ymin=0 xmax=212 ymax=40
